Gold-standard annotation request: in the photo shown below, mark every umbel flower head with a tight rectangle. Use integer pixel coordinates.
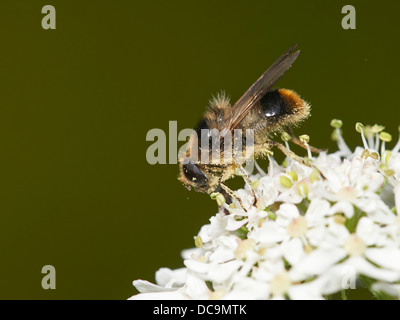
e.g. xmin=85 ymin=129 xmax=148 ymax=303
xmin=131 ymin=121 xmax=400 ymax=300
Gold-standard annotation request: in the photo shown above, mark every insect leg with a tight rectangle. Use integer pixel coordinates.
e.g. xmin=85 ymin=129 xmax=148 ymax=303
xmin=220 ymin=183 xmax=248 ymax=212
xmin=267 ymin=140 xmax=326 ymax=179
xmin=285 ymin=126 xmax=326 ymax=154
xmin=213 ymin=185 xmax=233 ymax=215
xmin=233 ymin=156 xmax=258 ymax=206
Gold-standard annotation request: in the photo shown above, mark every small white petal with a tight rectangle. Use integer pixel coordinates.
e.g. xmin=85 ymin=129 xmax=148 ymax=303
xmin=322 ymin=222 xmax=350 ymax=248
xmin=204 ymin=213 xmax=229 ymax=241
xmin=237 ymin=251 xmax=259 ymax=277
xmin=372 ymin=282 xmax=400 ymax=298
xmin=346 ymin=256 xmax=400 ymax=282
xmin=259 ymin=179 xmax=279 ymax=204
xmin=132 ymin=279 xmax=176 ymax=293
xmin=355 ymin=217 xmax=387 ymax=246
xmin=128 ymin=289 xmax=187 ymax=300
xmin=251 ymin=221 xmax=287 ymax=244
xmin=290 ymin=248 xmax=347 ymax=281
xmin=276 ymin=190 xmax=303 ymax=204
xmin=197 ymin=224 xmax=213 ymax=243
xmin=246 ymin=207 xmax=268 ymax=230
xmin=348 ymin=158 xmax=363 ymax=185
xmin=365 ymin=247 xmax=400 ymax=272
xmin=235 ymin=189 xmax=254 ymax=208
xmin=181 ymin=247 xmax=202 ymax=260
xmin=288 ymin=281 xmax=325 ymax=300
xmin=270 ymin=295 xmax=285 ymax=300
xmin=223 ymin=277 xmax=269 ymax=300
xmin=184 ymin=259 xmax=210 ymax=274
xmin=395 ymin=185 xmax=400 ymax=216
xmin=184 ymin=271 xmax=210 ymax=299
xmin=328 ymin=201 xmax=354 ymax=218
xmin=253 ymin=259 xmax=285 ymax=282
xmin=206 ymin=260 xmax=242 ymax=282
xmin=306 ymin=225 xmax=327 ymax=247
xmin=225 ymin=216 xmax=248 ymax=231
xmin=209 ymin=236 xmax=239 ymax=263
xmin=316 ymin=264 xmax=358 ymax=294
xmin=305 ymin=198 xmax=331 ymax=226
xmin=155 ymin=268 xmax=186 ymax=287
xmin=276 ymin=203 xmax=300 ymax=220
xmin=282 ymin=238 xmax=305 ymax=266
xmin=354 ymin=197 xmax=379 ymax=214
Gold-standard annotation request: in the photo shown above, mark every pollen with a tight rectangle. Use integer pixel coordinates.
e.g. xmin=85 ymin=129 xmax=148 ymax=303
xmin=280 ymin=175 xmax=293 ymax=188
xmin=210 ymin=192 xmax=226 ymax=206
xmin=338 ymin=186 xmax=357 ymax=202
xmin=344 ymin=235 xmax=366 ymax=256
xmin=297 ymin=182 xmax=308 ymax=198
xmin=379 ymin=131 xmax=392 ymax=143
xmin=281 ymin=132 xmax=291 ymax=142
xmin=270 ymin=271 xmax=291 ymax=296
xmin=234 ymin=238 xmax=256 ymax=260
xmin=384 ymin=169 xmax=395 ymax=177
xmin=310 ymin=169 xmax=321 ymax=183
xmin=304 ymin=243 xmax=314 ymax=254
xmin=195 ymin=236 xmax=203 ymax=248
xmin=299 ymin=134 xmax=310 ymax=144
xmin=372 ymin=124 xmax=385 ymax=134
xmin=209 ymin=289 xmax=227 ymax=300
xmin=288 ymin=170 xmax=298 ymax=182
xmin=369 ymin=152 xmax=379 ymax=160
xmin=251 ymin=180 xmax=260 ymax=190
xmin=355 ymin=122 xmax=364 ymax=133
xmin=257 ymin=246 xmax=267 ymax=256
xmin=361 ymin=149 xmax=370 ymax=159
xmin=333 ymin=214 xmax=346 ymax=225
xmin=287 ymin=216 xmax=308 ymax=238
xmin=330 ymin=119 xmax=343 ymax=129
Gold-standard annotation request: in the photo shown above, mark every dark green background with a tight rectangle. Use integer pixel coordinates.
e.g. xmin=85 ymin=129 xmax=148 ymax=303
xmin=0 ymin=1 xmax=398 ymax=299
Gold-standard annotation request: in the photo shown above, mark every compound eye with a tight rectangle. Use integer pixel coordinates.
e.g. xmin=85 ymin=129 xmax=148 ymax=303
xmin=182 ymin=161 xmax=208 ymax=185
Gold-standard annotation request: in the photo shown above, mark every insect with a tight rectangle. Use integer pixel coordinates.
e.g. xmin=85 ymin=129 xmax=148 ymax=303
xmin=178 ymin=45 xmax=313 ymax=207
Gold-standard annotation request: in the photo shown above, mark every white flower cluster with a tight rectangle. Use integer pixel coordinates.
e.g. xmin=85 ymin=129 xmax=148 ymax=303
xmin=131 ymin=122 xmax=400 ymax=300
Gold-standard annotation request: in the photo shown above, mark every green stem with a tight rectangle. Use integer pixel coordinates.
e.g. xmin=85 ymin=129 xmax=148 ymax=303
xmin=345 ymin=208 xmax=365 ymax=233
xmin=359 ymin=275 xmax=396 ymax=300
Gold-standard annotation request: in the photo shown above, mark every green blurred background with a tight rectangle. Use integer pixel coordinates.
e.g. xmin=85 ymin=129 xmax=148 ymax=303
xmin=0 ymin=0 xmax=398 ymax=299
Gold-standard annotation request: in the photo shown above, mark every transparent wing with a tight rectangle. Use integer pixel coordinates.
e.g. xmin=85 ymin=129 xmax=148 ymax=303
xmin=224 ymin=44 xmax=300 ymax=131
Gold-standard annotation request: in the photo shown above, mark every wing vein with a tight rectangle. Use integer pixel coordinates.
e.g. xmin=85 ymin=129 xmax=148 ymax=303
xmin=225 ymin=44 xmax=300 ymax=130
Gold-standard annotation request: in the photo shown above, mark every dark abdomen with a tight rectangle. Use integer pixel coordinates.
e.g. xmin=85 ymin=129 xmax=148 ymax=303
xmin=237 ymin=88 xmax=310 ymax=143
